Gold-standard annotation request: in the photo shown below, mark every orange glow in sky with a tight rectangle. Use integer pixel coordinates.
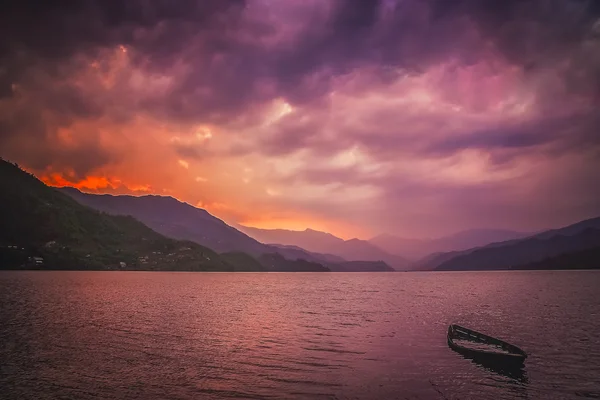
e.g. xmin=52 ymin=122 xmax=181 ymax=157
xmin=2 ymin=0 xmax=599 ymax=239
xmin=41 ymin=173 xmax=151 ymax=193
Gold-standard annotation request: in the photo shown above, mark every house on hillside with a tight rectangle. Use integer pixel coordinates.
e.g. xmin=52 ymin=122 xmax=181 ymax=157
xmin=31 ymin=257 xmax=44 ymax=265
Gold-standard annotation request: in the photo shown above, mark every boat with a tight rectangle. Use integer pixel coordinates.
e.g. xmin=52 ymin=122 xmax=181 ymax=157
xmin=447 ymin=324 xmax=527 ymax=365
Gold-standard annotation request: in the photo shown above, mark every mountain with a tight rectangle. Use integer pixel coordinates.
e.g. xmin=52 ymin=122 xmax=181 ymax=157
xmin=267 ymin=244 xmax=345 ymax=263
xmin=412 ymin=251 xmax=463 ymax=271
xmin=533 ymin=217 xmax=600 ymax=239
xmin=60 ymin=188 xmax=390 ymax=272
xmin=518 ymin=246 xmax=600 ymax=270
xmin=0 ymin=160 xmax=237 ymax=271
xmin=257 ymin=253 xmax=329 ymax=272
xmin=370 ymin=229 xmax=531 ymax=259
xmin=60 ymin=187 xmax=268 ymax=255
xmin=238 ymin=226 xmax=409 ymax=269
xmin=369 ymin=234 xmax=426 ymax=259
xmin=220 ymin=252 xmax=267 ymax=272
xmin=432 ymin=217 xmax=600 ymax=271
xmin=337 ymin=238 xmax=408 ymax=269
xmin=265 ymin=245 xmax=393 ymax=271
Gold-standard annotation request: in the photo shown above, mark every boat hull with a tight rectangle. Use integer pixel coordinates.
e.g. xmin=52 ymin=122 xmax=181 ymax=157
xmin=447 ymin=325 xmax=527 ymax=365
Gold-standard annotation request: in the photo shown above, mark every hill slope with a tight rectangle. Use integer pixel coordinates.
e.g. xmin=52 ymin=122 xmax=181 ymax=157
xmin=220 ymin=252 xmax=267 ymax=272
xmin=59 ymin=187 xmax=269 ymax=255
xmin=257 ymin=253 xmax=329 ymax=272
xmin=518 ymin=246 xmax=600 ymax=270
xmin=61 ymin=188 xmax=391 ymax=272
xmin=0 ymin=160 xmax=236 ymax=271
xmin=434 ymin=223 xmax=600 ymax=271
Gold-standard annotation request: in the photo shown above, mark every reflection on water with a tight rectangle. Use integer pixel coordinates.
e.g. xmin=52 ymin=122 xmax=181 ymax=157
xmin=451 ymin=350 xmax=530 ymax=384
xmin=1 ymin=270 xmax=599 ymax=399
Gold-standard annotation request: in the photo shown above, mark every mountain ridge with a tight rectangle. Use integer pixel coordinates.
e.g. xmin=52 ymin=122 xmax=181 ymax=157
xmin=238 ymin=225 xmax=410 ymax=269
xmin=430 ymin=218 xmax=600 ymax=271
xmin=0 ymin=160 xmax=238 ymax=271
xmin=60 ymin=187 xmax=394 ymax=272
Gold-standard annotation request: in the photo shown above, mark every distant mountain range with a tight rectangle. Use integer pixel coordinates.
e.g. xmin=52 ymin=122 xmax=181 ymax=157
xmin=369 ymin=229 xmax=532 ymax=259
xmin=60 ymin=188 xmax=394 ymax=272
xmin=5 ymin=158 xmax=595 ymax=273
xmin=237 ymin=226 xmax=410 ymax=269
xmin=236 ymin=225 xmax=538 ymax=271
xmin=427 ymin=217 xmax=600 ymax=271
xmin=0 ymin=159 xmax=354 ymax=272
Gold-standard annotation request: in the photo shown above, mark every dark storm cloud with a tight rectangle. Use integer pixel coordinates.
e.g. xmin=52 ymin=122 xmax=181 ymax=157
xmin=0 ymin=0 xmax=247 ymax=172
xmin=436 ymin=0 xmax=600 ymax=60
xmin=425 ymin=112 xmax=600 ymax=160
xmin=377 ymin=153 xmax=600 ymax=236
xmin=0 ymin=0 xmax=247 ymax=98
xmin=2 ymin=0 xmax=599 ymax=116
xmin=0 ymin=119 xmax=115 ymax=179
xmin=0 ymin=0 xmax=463 ymax=119
xmin=431 ymin=0 xmax=600 ymax=98
xmin=1 ymin=0 xmax=599 ymax=175
xmin=0 ymin=0 xmax=247 ymax=58
xmin=259 ymin=0 xmax=599 ymax=164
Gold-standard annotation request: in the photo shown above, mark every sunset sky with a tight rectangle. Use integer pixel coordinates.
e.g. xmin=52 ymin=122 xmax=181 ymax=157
xmin=1 ymin=0 xmax=599 ymax=239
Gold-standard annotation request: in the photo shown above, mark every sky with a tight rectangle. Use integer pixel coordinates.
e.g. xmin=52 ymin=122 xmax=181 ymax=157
xmin=1 ymin=0 xmax=599 ymax=240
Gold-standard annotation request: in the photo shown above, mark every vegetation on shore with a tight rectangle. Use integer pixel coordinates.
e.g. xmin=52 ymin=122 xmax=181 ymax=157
xmin=0 ymin=160 xmax=236 ymax=271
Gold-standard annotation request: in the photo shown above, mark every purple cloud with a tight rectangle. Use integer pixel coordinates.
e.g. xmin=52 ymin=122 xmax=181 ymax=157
xmin=0 ymin=0 xmax=599 ymax=237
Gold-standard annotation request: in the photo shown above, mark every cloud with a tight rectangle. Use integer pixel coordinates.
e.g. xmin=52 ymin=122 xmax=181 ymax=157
xmin=177 ymin=159 xmax=189 ymax=169
xmin=40 ymin=172 xmax=151 ymax=194
xmin=0 ymin=0 xmax=599 ymax=237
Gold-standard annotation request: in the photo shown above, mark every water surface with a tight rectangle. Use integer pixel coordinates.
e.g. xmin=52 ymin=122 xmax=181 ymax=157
xmin=1 ymin=271 xmax=599 ymax=399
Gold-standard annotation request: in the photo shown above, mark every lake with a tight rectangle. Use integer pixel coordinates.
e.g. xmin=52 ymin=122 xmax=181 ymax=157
xmin=1 ymin=271 xmax=599 ymax=399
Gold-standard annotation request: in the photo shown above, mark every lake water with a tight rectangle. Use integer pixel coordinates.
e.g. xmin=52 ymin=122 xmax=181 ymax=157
xmin=1 ymin=271 xmax=599 ymax=399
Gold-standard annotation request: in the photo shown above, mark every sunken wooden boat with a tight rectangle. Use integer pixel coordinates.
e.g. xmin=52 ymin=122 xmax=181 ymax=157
xmin=447 ymin=324 xmax=527 ymax=365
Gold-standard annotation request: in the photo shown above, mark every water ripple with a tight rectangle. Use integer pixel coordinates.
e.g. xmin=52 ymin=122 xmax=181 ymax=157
xmin=1 ymin=270 xmax=599 ymax=399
